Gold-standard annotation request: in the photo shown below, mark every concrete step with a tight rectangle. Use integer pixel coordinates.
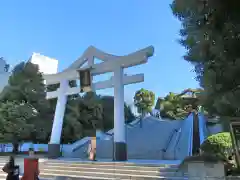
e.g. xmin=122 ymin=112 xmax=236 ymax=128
xmin=40 ymin=173 xmax=187 ymax=180
xmin=41 ymin=160 xmax=178 ymax=169
xmin=0 ymin=158 xmax=187 ymax=179
xmin=38 ymin=160 xmax=186 ymax=180
xmin=40 ymin=166 xmax=181 ymax=176
xmin=39 ymin=164 xmax=178 ymax=173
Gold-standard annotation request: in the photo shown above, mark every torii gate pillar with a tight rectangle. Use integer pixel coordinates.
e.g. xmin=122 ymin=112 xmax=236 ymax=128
xmin=113 ymin=67 xmax=126 ymax=160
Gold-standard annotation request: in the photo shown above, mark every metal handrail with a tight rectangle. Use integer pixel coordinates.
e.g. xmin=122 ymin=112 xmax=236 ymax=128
xmin=174 ymin=113 xmax=194 ymax=158
xmin=162 ymin=128 xmax=178 ymax=153
xmin=72 ymin=139 xmax=90 ymax=152
xmin=72 ymin=131 xmax=114 ymax=153
xmin=72 ymin=119 xmax=140 ymax=153
xmin=173 ymin=128 xmax=183 ymax=159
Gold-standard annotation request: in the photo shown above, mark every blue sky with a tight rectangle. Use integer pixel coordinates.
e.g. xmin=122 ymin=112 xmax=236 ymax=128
xmin=0 ymin=0 xmax=199 ymax=105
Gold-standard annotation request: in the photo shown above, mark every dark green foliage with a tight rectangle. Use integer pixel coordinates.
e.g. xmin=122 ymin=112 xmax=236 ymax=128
xmin=61 ymin=92 xmax=136 ymax=143
xmin=100 ymin=95 xmax=135 ymax=131
xmin=171 ymin=0 xmax=240 ymax=117
xmin=0 ymin=62 xmax=51 ymax=144
xmin=0 ymin=101 xmax=35 ymax=142
xmin=155 ymin=89 xmax=202 ymax=120
xmin=62 ymin=92 xmax=103 ymax=143
xmin=124 ymin=104 xmax=135 ymax=123
xmin=100 ymin=96 xmax=114 ymax=131
xmin=200 ymin=132 xmax=232 ymax=159
xmin=159 ymin=92 xmax=187 ymax=120
xmin=1 ymin=62 xmax=48 ymax=108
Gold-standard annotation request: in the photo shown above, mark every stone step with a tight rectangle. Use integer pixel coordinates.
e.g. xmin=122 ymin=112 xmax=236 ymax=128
xmin=41 ymin=162 xmax=178 ymax=171
xmin=42 ymin=159 xmax=179 ymax=168
xmin=41 ymin=176 xmax=188 ymax=180
xmin=40 ymin=166 xmax=181 ymax=177
xmin=40 ymin=164 xmax=178 ymax=173
xmin=38 ymin=160 xmax=185 ymax=180
xmin=0 ymin=158 xmax=186 ymax=179
xmin=39 ymin=172 xmax=187 ymax=180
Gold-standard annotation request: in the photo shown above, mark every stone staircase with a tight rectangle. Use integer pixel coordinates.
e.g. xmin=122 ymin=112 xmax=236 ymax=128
xmin=71 ymin=117 xmax=184 ymax=160
xmin=0 ymin=156 xmax=187 ymax=179
xmin=38 ymin=159 xmax=187 ymax=179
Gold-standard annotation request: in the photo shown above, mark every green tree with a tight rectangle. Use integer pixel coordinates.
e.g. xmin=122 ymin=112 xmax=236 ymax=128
xmin=63 ymin=92 xmax=103 ymax=143
xmin=101 ymin=96 xmax=114 ymax=131
xmin=156 ymin=89 xmax=203 ymax=120
xmin=134 ymin=88 xmax=155 ymax=116
xmin=171 ymin=0 xmax=240 ymax=117
xmin=100 ymin=96 xmax=136 ymax=131
xmin=157 ymin=92 xmax=188 ymax=120
xmin=0 ymin=101 xmax=36 ymax=152
xmin=124 ymin=104 xmax=135 ymax=123
xmin=0 ymin=61 xmax=51 ymax=144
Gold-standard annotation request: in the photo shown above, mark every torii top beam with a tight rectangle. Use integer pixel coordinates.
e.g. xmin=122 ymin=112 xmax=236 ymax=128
xmin=43 ymin=46 xmax=154 ymax=85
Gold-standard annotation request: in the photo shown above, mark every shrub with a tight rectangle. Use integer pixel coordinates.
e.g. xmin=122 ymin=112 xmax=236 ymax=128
xmin=200 ymin=132 xmax=232 ymax=160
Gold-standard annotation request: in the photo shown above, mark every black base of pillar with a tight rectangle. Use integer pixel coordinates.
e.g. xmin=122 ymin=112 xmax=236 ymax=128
xmin=48 ymin=144 xmax=61 ymax=159
xmin=113 ymin=142 xmax=127 ymax=161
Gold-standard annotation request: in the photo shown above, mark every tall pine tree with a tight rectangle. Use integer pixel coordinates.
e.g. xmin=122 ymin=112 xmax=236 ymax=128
xmin=0 ymin=61 xmax=52 ymax=144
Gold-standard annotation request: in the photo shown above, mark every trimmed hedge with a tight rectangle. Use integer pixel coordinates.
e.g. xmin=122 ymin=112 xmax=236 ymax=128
xmin=200 ymin=132 xmax=232 ymax=160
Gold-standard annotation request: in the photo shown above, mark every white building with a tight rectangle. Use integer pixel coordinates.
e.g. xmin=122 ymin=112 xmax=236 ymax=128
xmin=0 ymin=53 xmax=59 ymax=93
xmin=0 ymin=59 xmax=11 ymax=93
xmin=29 ymin=53 xmax=58 ymax=75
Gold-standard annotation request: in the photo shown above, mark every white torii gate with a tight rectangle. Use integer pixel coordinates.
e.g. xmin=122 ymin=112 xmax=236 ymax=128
xmin=43 ymin=45 xmax=154 ymax=160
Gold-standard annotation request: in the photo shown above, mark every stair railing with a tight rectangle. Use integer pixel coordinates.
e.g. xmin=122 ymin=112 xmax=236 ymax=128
xmin=162 ymin=128 xmax=178 ymax=159
xmin=173 ymin=126 xmax=194 ymax=159
xmin=71 ymin=117 xmax=141 ymax=154
xmin=72 ymin=139 xmax=91 ymax=153
xmin=173 ymin=128 xmax=183 ymax=159
xmin=173 ymin=113 xmax=194 ymax=159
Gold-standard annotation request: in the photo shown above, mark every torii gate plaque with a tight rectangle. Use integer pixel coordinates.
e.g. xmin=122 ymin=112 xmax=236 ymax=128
xmin=43 ymin=46 xmax=154 ymax=160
